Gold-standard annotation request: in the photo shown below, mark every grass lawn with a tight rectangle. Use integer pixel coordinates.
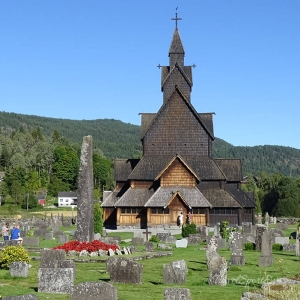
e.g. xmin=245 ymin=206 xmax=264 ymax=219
xmin=1 ymin=242 xmax=300 ymax=299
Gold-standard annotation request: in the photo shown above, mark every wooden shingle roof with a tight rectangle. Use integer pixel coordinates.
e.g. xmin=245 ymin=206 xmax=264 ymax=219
xmin=140 ymin=87 xmax=214 ymax=140
xmin=128 ymin=155 xmax=226 ymax=181
xmin=114 ymin=159 xmax=140 ymax=181
xmin=214 ymin=159 xmax=243 ymax=182
xmin=169 ymin=28 xmax=185 ymax=54
xmin=200 ymin=187 xmax=242 ymax=208
xmin=225 ymin=184 xmax=256 ymax=208
xmin=140 ymin=113 xmax=156 ymax=137
xmin=101 ymin=190 xmax=120 ymax=207
xmin=114 ymin=188 xmax=154 ymax=207
xmin=199 ymin=113 xmax=214 ymax=139
xmin=144 ymin=186 xmax=212 ymax=208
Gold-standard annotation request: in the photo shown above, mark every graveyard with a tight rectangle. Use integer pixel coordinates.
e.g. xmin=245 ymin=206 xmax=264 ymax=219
xmin=1 ymin=217 xmax=300 ymax=299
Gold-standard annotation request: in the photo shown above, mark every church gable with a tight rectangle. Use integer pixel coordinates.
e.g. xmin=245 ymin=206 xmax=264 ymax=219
xmin=158 ymin=157 xmax=197 ymax=187
xmin=162 ymin=65 xmax=192 ymax=103
xmin=143 ymin=89 xmax=211 ymax=157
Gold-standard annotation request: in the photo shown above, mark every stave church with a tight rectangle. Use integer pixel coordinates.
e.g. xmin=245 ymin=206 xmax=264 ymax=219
xmin=102 ymin=14 xmax=256 ymax=229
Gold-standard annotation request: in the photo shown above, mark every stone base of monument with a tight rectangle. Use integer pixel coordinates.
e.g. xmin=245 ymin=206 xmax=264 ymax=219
xmin=259 ymin=256 xmax=274 ymax=267
xmin=230 ymin=256 xmax=245 ymax=266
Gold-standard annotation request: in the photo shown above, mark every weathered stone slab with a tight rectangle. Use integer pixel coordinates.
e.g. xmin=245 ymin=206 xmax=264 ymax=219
xmin=283 ymin=244 xmax=296 ymax=252
xmin=208 ymin=256 xmax=227 ymax=286
xmin=58 ymin=234 xmax=69 ymax=244
xmin=158 ymin=243 xmax=173 ymax=250
xmin=274 ymin=236 xmax=289 ymax=245
xmin=156 ymin=232 xmax=171 ymax=242
xmin=76 ymin=135 xmax=94 ymax=242
xmin=45 ymin=232 xmax=54 ymax=240
xmin=259 ymin=230 xmax=274 ymax=267
xmin=70 ymin=282 xmax=118 ymax=300
xmin=22 ymin=237 xmax=39 ymax=246
xmin=218 ymin=237 xmax=226 ymax=249
xmin=197 ymin=226 xmax=208 ymax=241
xmin=255 ymin=225 xmax=267 ymax=251
xmin=165 ymin=236 xmax=177 ymax=244
xmin=242 ymin=223 xmax=252 ymax=234
xmin=188 ymin=234 xmax=201 ymax=245
xmin=109 ymin=257 xmax=143 ymax=284
xmin=38 ymin=268 xmax=74 ymax=293
xmin=175 ymin=238 xmax=188 ymax=248
xmin=100 ymin=236 xmax=121 ymax=245
xmin=230 ymin=232 xmax=245 ymax=266
xmin=164 ymin=288 xmax=191 ymax=300
xmin=131 ymin=237 xmax=145 ymax=246
xmin=145 ymin=241 xmax=155 ymax=252
xmin=163 ymin=260 xmax=188 ymax=285
xmin=94 ymin=233 xmax=101 ymax=240
xmin=40 ymin=249 xmax=66 ymax=268
xmin=9 ymin=261 xmax=30 ymax=277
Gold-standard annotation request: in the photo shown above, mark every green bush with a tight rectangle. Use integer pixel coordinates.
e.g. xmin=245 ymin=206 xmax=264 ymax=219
xmin=272 ymin=243 xmax=283 ymax=251
xmin=244 ymin=242 xmax=255 ymax=251
xmin=149 ymin=235 xmax=159 ymax=243
xmin=182 ymin=223 xmax=197 ymax=238
xmin=26 ymin=229 xmax=34 ymax=237
xmin=0 ymin=246 xmax=30 ymax=269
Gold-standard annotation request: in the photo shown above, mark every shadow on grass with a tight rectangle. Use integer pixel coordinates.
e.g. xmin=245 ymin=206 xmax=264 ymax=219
xmin=149 ymin=281 xmax=163 ymax=285
xmin=99 ymin=278 xmax=110 ymax=282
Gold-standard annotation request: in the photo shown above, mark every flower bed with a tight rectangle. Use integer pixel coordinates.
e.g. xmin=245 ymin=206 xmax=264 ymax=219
xmin=53 ymin=240 xmax=119 ymax=253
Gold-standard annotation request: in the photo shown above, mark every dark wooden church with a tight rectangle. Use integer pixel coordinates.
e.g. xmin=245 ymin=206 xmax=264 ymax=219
xmin=102 ymin=15 xmax=256 ymax=228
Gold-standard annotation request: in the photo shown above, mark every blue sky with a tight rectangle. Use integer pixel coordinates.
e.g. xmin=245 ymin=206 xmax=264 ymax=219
xmin=1 ymin=1 xmax=299 ymax=149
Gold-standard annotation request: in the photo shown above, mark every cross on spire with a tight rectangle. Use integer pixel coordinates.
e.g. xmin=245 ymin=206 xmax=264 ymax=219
xmin=171 ymin=8 xmax=182 ymax=29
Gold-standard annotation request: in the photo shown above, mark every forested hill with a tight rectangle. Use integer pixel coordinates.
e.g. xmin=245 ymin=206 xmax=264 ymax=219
xmin=1 ymin=111 xmax=300 ymax=177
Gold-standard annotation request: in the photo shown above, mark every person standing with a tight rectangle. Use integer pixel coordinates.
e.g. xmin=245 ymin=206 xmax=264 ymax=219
xmin=11 ymin=224 xmax=23 ymax=244
xmin=178 ymin=212 xmax=183 ymax=228
xmin=1 ymin=223 xmax=9 ymax=241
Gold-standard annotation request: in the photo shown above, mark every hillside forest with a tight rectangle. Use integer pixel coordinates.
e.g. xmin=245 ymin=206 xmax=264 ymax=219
xmin=0 ymin=111 xmax=300 ymax=217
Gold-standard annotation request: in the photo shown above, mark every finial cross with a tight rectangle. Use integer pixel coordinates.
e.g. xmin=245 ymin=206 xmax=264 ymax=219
xmin=171 ymin=8 xmax=182 ymax=29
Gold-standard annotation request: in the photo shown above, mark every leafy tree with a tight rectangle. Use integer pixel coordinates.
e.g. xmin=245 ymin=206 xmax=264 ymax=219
xmin=52 ymin=145 xmax=79 ymax=190
xmin=94 ymin=202 xmax=103 ymax=235
xmin=47 ymin=175 xmax=70 ymax=197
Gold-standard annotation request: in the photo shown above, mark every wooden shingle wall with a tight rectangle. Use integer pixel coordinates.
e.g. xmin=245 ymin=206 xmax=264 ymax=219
xmin=161 ymin=159 xmax=195 ymax=187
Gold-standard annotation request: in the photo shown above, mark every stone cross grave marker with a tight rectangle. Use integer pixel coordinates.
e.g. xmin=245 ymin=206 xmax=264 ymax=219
xmin=142 ymin=227 xmax=152 ymax=241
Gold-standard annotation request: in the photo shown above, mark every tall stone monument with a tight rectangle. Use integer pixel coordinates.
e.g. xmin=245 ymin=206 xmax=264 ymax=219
xmin=75 ymin=135 xmax=94 ymax=242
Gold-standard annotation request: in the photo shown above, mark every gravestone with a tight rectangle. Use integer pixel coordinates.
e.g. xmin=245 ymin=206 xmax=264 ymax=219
xmin=276 ymin=223 xmax=288 ymax=231
xmin=58 ymin=234 xmax=69 ymax=243
xmin=188 ymin=234 xmax=201 ymax=245
xmin=259 ymin=230 xmax=274 ymax=267
xmin=132 ymin=237 xmax=145 ymax=246
xmin=197 ymin=225 xmax=208 ymax=241
xmin=22 ymin=237 xmax=39 ymax=246
xmin=163 ymin=260 xmax=188 ymax=285
xmin=242 ymin=233 xmax=255 ymax=245
xmin=274 ymin=236 xmax=289 ymax=245
xmin=265 ymin=212 xmax=270 ymax=226
xmin=40 ymin=249 xmax=66 ymax=268
xmin=255 ymin=225 xmax=267 ymax=251
xmin=257 ymin=213 xmax=262 ymax=224
xmin=75 ymin=135 xmax=94 ymax=242
xmin=9 ymin=261 xmax=30 ymax=277
xmin=142 ymin=227 xmax=152 ymax=242
xmin=175 ymin=238 xmax=188 ymax=248
xmin=165 ymin=236 xmax=177 ymax=244
xmin=158 ymin=243 xmax=173 ymax=250
xmin=230 ymin=232 xmax=245 ymax=265
xmin=208 ymin=256 xmax=227 ymax=286
xmin=273 ymin=229 xmax=284 ymax=237
xmin=145 ymin=241 xmax=155 ymax=252
xmin=270 ymin=216 xmax=274 ymax=224
xmin=100 ymin=236 xmax=121 ymax=245
xmin=38 ymin=268 xmax=74 ymax=293
xmin=34 ymin=229 xmax=46 ymax=238
xmin=273 ymin=217 xmax=277 ymax=224
xmin=3 ymin=295 xmax=39 ymax=300
xmin=45 ymin=232 xmax=54 ymax=240
xmin=218 ymin=237 xmax=226 ymax=249
xmin=51 ymin=224 xmax=60 ymax=232
xmin=70 ymin=282 xmax=118 ymax=300
xmin=242 ymin=223 xmax=252 ymax=234
xmin=206 ymin=236 xmax=220 ymax=271
xmin=214 ymin=223 xmax=220 ymax=237
xmin=156 ymin=232 xmax=171 ymax=242
xmin=109 ymin=257 xmax=143 ymax=284
xmin=164 ymin=288 xmax=191 ymax=300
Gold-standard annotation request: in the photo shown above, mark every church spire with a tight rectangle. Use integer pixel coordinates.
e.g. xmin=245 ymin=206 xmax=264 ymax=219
xmin=169 ymin=10 xmax=185 ymax=68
